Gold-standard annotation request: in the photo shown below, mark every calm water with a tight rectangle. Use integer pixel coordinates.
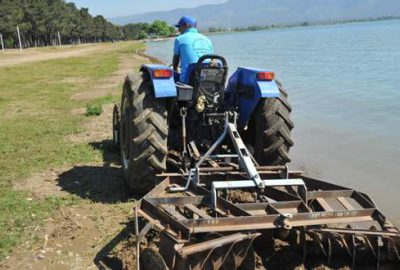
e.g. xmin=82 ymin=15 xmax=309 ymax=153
xmin=147 ymin=20 xmax=400 ymax=225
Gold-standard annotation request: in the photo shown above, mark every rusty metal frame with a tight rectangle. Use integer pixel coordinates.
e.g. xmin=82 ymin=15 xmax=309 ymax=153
xmin=139 ymin=175 xmax=386 ymax=235
xmin=134 ymin=167 xmax=400 ymax=270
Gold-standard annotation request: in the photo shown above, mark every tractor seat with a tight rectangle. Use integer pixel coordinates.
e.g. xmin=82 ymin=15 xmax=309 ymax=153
xmin=188 ymin=55 xmax=228 ymax=109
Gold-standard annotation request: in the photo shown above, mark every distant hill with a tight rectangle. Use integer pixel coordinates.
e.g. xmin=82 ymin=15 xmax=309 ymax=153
xmin=110 ymin=0 xmax=400 ymax=28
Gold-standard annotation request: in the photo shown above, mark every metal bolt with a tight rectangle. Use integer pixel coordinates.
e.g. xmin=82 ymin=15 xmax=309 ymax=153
xmin=282 ymin=219 xmax=292 ymax=230
xmin=253 ymin=192 xmax=258 ymax=202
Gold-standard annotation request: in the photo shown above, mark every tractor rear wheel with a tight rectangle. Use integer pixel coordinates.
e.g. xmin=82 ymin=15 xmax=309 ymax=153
xmin=248 ymin=82 xmax=294 ymax=166
xmin=119 ymin=73 xmax=168 ymax=194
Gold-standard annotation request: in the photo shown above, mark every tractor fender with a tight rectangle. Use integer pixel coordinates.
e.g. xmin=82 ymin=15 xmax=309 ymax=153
xmin=225 ymin=67 xmax=280 ymax=128
xmin=140 ymin=64 xmax=177 ymax=98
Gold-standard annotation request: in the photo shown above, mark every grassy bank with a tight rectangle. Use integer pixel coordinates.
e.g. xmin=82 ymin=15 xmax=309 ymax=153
xmin=0 ymin=41 xmax=144 ymax=259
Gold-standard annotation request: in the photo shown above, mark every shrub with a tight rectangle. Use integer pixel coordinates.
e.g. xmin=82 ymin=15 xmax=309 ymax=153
xmin=85 ymin=103 xmax=103 ymax=116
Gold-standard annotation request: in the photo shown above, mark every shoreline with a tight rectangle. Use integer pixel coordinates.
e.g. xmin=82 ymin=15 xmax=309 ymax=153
xmin=136 ymin=49 xmax=166 ymax=65
xmin=142 ymin=17 xmax=400 ymax=40
xmin=202 ymin=16 xmax=400 ymax=35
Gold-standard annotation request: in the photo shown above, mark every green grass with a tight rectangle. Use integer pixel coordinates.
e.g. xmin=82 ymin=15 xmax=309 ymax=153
xmin=93 ymin=93 xmax=121 ymax=105
xmin=0 ymin=41 xmax=145 ymax=259
xmin=85 ymin=93 xmax=122 ymax=117
xmin=85 ymin=103 xmax=103 ymax=116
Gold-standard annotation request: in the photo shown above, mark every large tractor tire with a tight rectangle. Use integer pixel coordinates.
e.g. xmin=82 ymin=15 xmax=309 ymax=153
xmin=119 ymin=73 xmax=168 ymax=194
xmin=247 ymin=82 xmax=294 ymax=166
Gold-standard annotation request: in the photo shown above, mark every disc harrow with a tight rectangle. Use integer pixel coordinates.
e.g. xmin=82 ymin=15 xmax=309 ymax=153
xmin=133 ymin=167 xmax=400 ymax=270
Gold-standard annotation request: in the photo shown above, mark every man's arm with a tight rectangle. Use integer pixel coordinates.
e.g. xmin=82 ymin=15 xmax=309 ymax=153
xmin=173 ymin=55 xmax=180 ymax=72
xmin=173 ymin=39 xmax=180 ymax=71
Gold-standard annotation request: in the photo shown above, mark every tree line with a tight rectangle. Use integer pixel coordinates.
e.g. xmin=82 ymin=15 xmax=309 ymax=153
xmin=0 ymin=0 xmax=176 ymax=49
xmin=121 ymin=21 xmax=176 ymax=41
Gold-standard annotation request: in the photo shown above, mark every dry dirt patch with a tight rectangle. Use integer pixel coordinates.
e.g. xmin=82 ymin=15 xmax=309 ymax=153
xmin=68 ymin=104 xmax=114 ymax=144
xmin=0 ymin=43 xmax=132 ymax=69
xmin=1 ymin=201 xmax=135 ymax=270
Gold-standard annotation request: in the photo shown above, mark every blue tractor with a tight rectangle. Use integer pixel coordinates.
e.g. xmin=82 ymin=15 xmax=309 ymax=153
xmin=113 ymin=55 xmax=293 ymax=194
xmin=112 ymin=55 xmax=400 ymax=270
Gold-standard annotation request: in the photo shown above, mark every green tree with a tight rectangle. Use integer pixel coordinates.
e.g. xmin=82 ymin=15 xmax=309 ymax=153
xmin=93 ymin=15 xmax=108 ymax=42
xmin=0 ymin=0 xmax=25 ymax=47
xmin=149 ymin=20 xmax=174 ymax=37
xmin=122 ymin=23 xmax=150 ymax=40
xmin=22 ymin=0 xmax=49 ymax=46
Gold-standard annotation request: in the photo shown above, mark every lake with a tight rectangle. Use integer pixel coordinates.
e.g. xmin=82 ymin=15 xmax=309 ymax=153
xmin=146 ymin=20 xmax=400 ymax=225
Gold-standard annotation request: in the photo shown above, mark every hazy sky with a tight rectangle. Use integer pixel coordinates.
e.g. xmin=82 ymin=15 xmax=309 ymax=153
xmin=70 ymin=0 xmax=227 ymax=18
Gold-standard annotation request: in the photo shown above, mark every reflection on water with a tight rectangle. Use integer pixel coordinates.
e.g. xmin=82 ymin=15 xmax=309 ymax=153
xmin=147 ymin=20 xmax=400 ymax=225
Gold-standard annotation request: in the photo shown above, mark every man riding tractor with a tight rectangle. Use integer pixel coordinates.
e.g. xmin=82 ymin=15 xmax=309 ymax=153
xmin=172 ymin=16 xmax=214 ymax=84
xmin=114 ymin=15 xmax=293 ymax=194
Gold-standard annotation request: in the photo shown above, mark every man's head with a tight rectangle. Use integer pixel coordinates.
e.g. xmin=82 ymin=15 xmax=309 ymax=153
xmin=175 ymin=16 xmax=197 ymax=34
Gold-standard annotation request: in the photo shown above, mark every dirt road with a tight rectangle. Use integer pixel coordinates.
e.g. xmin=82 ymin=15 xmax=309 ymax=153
xmin=0 ymin=44 xmax=125 ymax=68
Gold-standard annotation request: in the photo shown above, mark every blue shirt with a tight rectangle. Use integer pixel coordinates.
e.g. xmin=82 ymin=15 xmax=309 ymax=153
xmin=174 ymin=28 xmax=213 ymax=83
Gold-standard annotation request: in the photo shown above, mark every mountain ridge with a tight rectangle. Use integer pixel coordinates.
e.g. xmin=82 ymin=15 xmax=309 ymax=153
xmin=110 ymin=0 xmax=400 ymax=28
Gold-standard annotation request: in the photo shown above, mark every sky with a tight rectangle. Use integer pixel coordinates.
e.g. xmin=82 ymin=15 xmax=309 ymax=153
xmin=69 ymin=0 xmax=227 ymax=18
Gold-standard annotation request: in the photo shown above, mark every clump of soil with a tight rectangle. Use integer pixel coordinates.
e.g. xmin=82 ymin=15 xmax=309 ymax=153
xmin=228 ymin=189 xmax=256 ymax=203
xmin=104 ymin=233 xmax=138 ymax=270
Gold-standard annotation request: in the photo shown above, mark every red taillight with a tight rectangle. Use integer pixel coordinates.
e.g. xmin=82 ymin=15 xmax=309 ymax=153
xmin=257 ymin=72 xmax=275 ymax=81
xmin=153 ymin=69 xmax=173 ymax=79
